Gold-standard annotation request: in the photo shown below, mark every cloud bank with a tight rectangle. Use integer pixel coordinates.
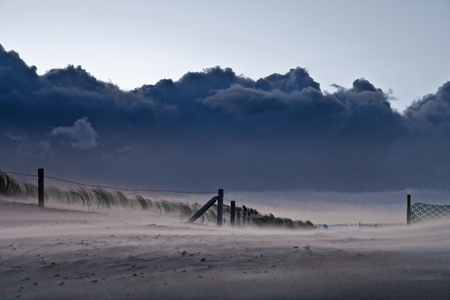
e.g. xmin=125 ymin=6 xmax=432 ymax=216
xmin=1 ymin=44 xmax=449 ymax=198
xmin=51 ymin=117 xmax=98 ymax=150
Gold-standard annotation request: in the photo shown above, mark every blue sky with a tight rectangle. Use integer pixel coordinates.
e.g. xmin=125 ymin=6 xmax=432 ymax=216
xmin=1 ymin=0 xmax=449 ymax=112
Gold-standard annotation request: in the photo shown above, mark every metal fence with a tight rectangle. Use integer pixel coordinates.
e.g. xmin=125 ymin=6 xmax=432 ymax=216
xmin=410 ymin=202 xmax=450 ymax=223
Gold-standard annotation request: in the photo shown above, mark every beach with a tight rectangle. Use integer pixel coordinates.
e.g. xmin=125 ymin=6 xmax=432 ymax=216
xmin=1 ymin=198 xmax=449 ymax=299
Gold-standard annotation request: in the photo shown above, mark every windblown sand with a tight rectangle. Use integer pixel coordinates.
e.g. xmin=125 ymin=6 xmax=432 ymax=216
xmin=1 ymin=198 xmax=449 ymax=299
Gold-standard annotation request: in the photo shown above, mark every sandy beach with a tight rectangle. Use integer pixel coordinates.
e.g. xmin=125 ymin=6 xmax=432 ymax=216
xmin=1 ymin=198 xmax=449 ymax=300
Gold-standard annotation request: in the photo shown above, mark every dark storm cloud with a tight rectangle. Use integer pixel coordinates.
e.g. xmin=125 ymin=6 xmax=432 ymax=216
xmin=1 ymin=44 xmax=449 ymax=196
xmin=0 ymin=44 xmax=40 ymax=93
xmin=200 ymin=85 xmax=333 ymax=119
xmin=404 ymin=82 xmax=450 ymax=127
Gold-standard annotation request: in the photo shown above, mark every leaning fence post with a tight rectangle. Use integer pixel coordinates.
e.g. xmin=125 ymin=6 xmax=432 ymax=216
xmin=188 ymin=196 xmax=218 ymax=223
xmin=217 ymin=189 xmax=223 ymax=227
xmin=38 ymin=168 xmax=44 ymax=208
xmin=407 ymin=194 xmax=411 ymax=224
xmin=230 ymin=201 xmax=236 ymax=227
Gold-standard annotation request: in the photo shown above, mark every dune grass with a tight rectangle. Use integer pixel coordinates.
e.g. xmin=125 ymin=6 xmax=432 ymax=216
xmin=0 ymin=171 xmax=314 ymax=228
xmin=0 ymin=171 xmax=224 ymax=223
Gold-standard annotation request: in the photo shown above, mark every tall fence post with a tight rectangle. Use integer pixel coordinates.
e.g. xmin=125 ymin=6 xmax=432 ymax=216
xmin=38 ymin=168 xmax=44 ymax=208
xmin=407 ymin=194 xmax=411 ymax=224
xmin=230 ymin=201 xmax=236 ymax=227
xmin=217 ymin=189 xmax=223 ymax=227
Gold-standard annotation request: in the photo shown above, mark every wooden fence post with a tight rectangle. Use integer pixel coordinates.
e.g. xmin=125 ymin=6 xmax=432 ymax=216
xmin=407 ymin=194 xmax=411 ymax=224
xmin=230 ymin=201 xmax=235 ymax=227
xmin=38 ymin=168 xmax=44 ymax=208
xmin=236 ymin=210 xmax=241 ymax=227
xmin=188 ymin=196 xmax=218 ymax=223
xmin=217 ymin=189 xmax=223 ymax=227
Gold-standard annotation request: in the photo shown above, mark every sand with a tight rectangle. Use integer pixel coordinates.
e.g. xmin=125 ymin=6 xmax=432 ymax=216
xmin=1 ymin=198 xmax=449 ymax=299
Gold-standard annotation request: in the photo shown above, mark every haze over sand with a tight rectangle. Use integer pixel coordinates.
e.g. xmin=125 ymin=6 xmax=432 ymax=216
xmin=1 ymin=197 xmax=449 ymax=299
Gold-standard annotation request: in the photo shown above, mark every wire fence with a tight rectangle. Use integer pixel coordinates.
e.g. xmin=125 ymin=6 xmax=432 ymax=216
xmin=410 ymin=202 xmax=450 ymax=223
xmin=1 ymin=168 xmax=316 ymax=229
xmin=2 ymin=170 xmax=216 ymax=195
xmin=0 ymin=169 xmax=224 ymax=224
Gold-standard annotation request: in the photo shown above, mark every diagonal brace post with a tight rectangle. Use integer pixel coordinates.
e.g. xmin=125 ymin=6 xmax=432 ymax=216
xmin=188 ymin=196 xmax=218 ymax=223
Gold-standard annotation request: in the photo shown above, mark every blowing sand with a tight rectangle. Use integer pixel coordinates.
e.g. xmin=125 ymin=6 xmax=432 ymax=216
xmin=0 ymin=198 xmax=449 ymax=300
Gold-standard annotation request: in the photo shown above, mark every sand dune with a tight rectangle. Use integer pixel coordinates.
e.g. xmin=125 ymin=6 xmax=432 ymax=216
xmin=1 ymin=198 xmax=449 ymax=299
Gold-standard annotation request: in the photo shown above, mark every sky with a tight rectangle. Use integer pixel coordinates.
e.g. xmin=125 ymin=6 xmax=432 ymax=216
xmin=1 ymin=0 xmax=449 ymax=112
xmin=1 ymin=0 xmax=450 ymax=223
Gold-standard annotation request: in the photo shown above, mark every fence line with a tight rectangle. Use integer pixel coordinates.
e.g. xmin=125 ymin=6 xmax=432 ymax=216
xmin=407 ymin=194 xmax=450 ymax=224
xmin=1 ymin=169 xmax=316 ymax=229
xmin=2 ymin=169 xmax=228 ymax=227
xmin=410 ymin=202 xmax=450 ymax=223
xmin=1 ymin=170 xmax=216 ymax=195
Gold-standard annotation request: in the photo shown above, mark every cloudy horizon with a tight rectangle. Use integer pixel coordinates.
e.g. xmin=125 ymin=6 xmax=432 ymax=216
xmin=1 ymin=1 xmax=450 ymax=223
xmin=1 ymin=44 xmax=449 ymax=219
